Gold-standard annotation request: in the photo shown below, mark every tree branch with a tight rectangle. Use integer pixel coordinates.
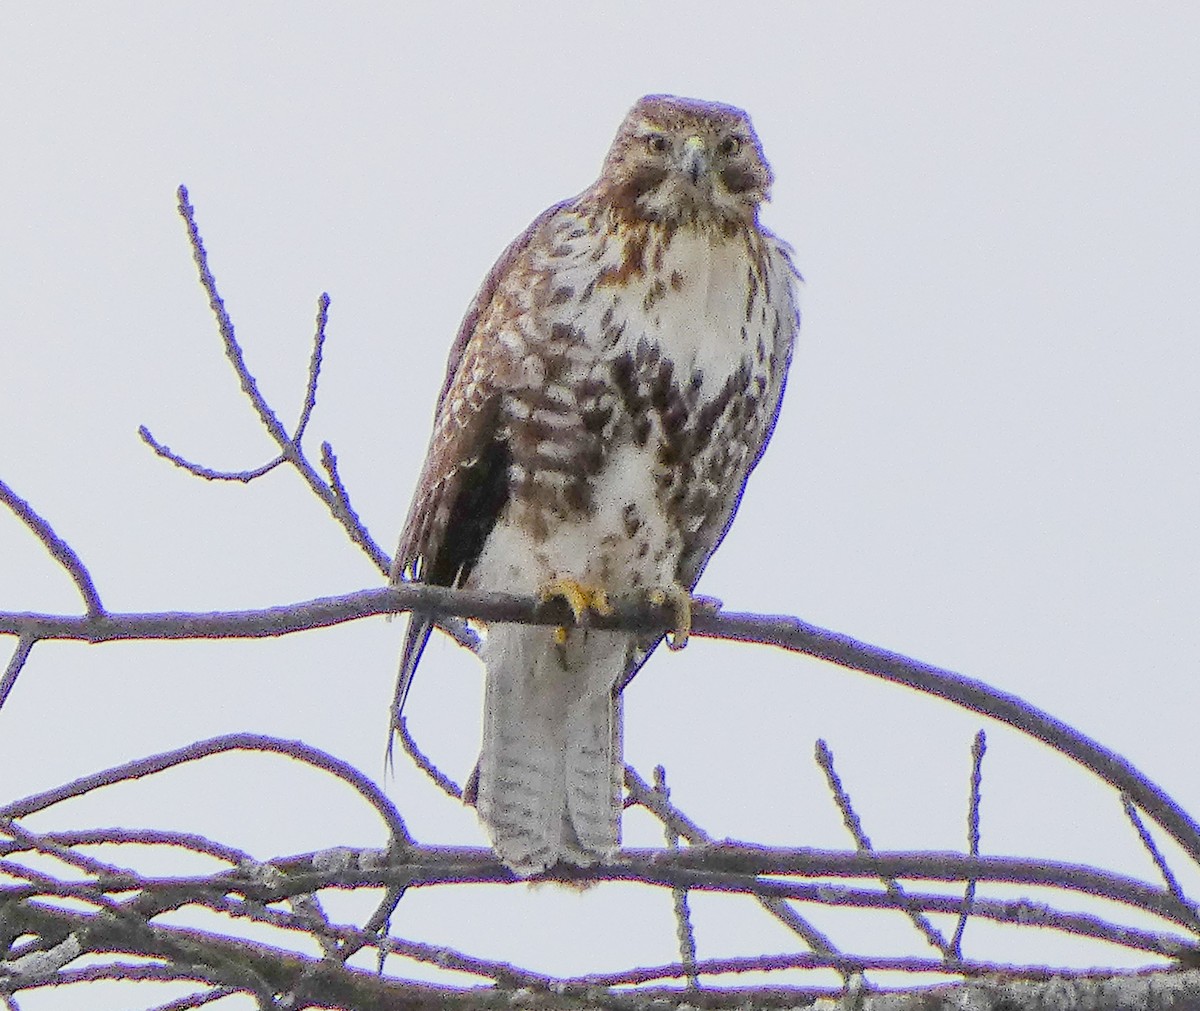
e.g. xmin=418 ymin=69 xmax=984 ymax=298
xmin=0 ymin=478 xmax=103 ymax=616
xmin=4 ymin=581 xmax=1199 ymax=880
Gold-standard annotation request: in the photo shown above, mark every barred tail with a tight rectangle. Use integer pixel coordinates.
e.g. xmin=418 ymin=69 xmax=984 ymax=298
xmin=473 ymin=625 xmax=626 ymax=876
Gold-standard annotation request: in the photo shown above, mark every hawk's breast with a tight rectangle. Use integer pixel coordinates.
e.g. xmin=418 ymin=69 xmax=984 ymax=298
xmin=468 ymin=211 xmax=795 ymax=597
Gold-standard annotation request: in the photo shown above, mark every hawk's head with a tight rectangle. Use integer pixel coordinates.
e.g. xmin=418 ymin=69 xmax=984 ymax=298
xmin=596 ymin=94 xmax=773 ymax=229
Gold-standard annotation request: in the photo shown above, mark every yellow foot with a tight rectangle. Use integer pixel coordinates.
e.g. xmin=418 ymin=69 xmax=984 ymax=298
xmin=539 ymin=578 xmax=613 ymax=643
xmin=648 ymin=584 xmax=697 ymax=651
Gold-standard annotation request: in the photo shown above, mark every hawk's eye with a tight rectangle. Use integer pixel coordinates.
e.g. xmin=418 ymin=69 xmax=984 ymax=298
xmin=717 ymin=135 xmax=742 ymax=157
xmin=645 ymin=133 xmax=669 ymax=154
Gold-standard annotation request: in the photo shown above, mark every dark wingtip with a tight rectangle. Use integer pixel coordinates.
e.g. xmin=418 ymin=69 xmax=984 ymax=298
xmin=391 ymin=616 xmax=434 ymax=730
xmin=386 ymin=615 xmax=435 ymax=773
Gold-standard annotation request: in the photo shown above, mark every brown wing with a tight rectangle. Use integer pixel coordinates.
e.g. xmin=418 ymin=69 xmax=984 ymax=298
xmin=391 ymin=200 xmax=568 ymax=584
xmin=389 ymin=201 xmax=567 ymax=724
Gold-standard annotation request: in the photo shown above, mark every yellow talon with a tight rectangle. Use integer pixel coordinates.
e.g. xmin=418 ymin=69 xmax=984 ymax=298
xmin=649 ymin=584 xmax=694 ymax=651
xmin=539 ymin=578 xmax=613 ymax=641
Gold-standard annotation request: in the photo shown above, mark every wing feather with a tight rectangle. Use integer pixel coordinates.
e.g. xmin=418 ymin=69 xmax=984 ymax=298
xmin=389 ymin=201 xmax=569 ymax=725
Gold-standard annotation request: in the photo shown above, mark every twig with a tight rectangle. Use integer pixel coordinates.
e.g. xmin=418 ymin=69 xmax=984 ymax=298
xmin=1 ymin=819 xmax=135 ymax=882
xmin=143 ymin=988 xmax=239 ymax=1011
xmin=0 ymin=478 xmax=103 ymax=616
xmin=0 ymin=856 xmax=130 ymax=915
xmin=294 ymin=294 xmax=329 ymax=443
xmin=137 ymin=427 xmax=285 ymax=482
xmin=625 ymin=765 xmax=844 ymax=961
xmin=148 ymin=186 xmax=394 ymax=575
xmin=175 ymin=186 xmax=295 ymax=451
xmin=0 ymin=826 xmax=254 ymax=868
xmin=951 ymin=730 xmax=986 ymax=956
xmin=318 ymin=441 xmax=376 ymax=559
xmin=1124 ymin=793 xmax=1186 ymax=903
xmin=654 ymin=765 xmax=699 ymax=988
xmin=815 ymin=740 xmax=950 ymax=956
xmin=396 ymin=716 xmax=461 ymax=799
xmin=195 ymin=891 xmax=552 ymax=989
xmin=0 ymin=634 xmax=33 ymax=712
xmin=0 ymin=733 xmax=412 ymax=846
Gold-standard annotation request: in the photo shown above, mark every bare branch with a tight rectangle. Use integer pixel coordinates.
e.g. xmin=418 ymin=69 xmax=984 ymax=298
xmin=654 ymin=765 xmax=699 ymax=989
xmin=1 ymin=819 xmax=138 ymax=882
xmin=137 ymin=425 xmax=285 ymax=482
xmin=315 ymin=439 xmax=391 ymax=575
xmin=143 ymin=988 xmax=240 ymax=1011
xmin=156 ymin=186 xmax=394 ymax=576
xmin=5 ymin=582 xmax=1200 ymax=877
xmin=293 ymin=294 xmax=329 ymax=443
xmin=0 ymin=733 xmax=412 ymax=846
xmin=175 ymin=186 xmax=296 ymax=452
xmin=0 ymin=634 xmax=33 ymax=712
xmin=625 ymin=764 xmax=843 ymax=960
xmin=0 ymin=478 xmax=102 ymax=616
xmin=396 ymin=715 xmax=462 ymax=799
xmin=949 ymin=729 xmax=986 ymax=958
xmin=816 ymin=740 xmax=950 ymax=956
xmin=1124 ymin=793 xmax=1186 ymax=904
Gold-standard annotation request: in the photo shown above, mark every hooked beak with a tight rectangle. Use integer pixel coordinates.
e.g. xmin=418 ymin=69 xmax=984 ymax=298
xmin=679 ymin=135 xmax=708 ymax=187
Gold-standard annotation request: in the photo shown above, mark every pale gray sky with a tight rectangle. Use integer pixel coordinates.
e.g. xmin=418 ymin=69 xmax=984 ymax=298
xmin=2 ymin=4 xmax=1199 ymax=1007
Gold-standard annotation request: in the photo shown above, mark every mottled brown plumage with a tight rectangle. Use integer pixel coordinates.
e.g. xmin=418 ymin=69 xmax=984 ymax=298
xmin=392 ymin=95 xmax=799 ymax=876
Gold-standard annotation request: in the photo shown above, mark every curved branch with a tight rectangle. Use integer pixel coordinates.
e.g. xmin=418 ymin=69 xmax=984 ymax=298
xmin=3 ymin=582 xmax=1198 ymax=878
xmin=0 ymin=733 xmax=411 ymax=846
xmin=0 ymin=478 xmax=102 ymax=616
xmin=137 ymin=426 xmax=285 ymax=482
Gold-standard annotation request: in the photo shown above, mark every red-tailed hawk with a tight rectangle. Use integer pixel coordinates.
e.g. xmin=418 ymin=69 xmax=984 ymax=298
xmin=392 ymin=95 xmax=799 ymax=876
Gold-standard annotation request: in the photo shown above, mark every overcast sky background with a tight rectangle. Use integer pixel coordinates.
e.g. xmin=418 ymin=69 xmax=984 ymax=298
xmin=2 ymin=4 xmax=1199 ymax=1008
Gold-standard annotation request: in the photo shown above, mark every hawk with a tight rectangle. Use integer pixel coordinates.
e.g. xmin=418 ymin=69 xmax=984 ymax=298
xmin=392 ymin=95 xmax=799 ymax=877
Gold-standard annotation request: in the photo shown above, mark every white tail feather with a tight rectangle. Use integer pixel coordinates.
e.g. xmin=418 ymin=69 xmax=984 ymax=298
xmin=474 ymin=624 xmax=627 ymax=876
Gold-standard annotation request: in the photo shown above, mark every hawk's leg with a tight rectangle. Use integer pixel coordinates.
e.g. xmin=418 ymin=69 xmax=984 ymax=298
xmin=538 ymin=578 xmax=614 ymax=644
xmin=648 ymin=584 xmax=695 ymax=651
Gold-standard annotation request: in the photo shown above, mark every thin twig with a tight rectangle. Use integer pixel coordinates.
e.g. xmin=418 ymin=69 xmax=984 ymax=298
xmin=951 ymin=730 xmax=986 ymax=956
xmin=195 ymin=891 xmax=551 ymax=989
xmin=0 ymin=478 xmax=103 ymax=616
xmin=0 ymin=827 xmax=254 ymax=868
xmin=1124 ymin=793 xmax=1186 ymax=903
xmin=396 ymin=716 xmax=461 ymax=799
xmin=625 ymin=765 xmax=843 ymax=961
xmin=313 ymin=439 xmax=391 ymax=576
xmin=0 ymin=634 xmax=33 ymax=712
xmin=816 ymin=740 xmax=950 ymax=956
xmin=1 ymin=819 xmax=134 ymax=881
xmin=175 ymin=186 xmax=296 ymax=451
xmin=0 ymin=733 xmax=412 ymax=846
xmin=293 ymin=294 xmax=329 ymax=443
xmin=556 ymin=951 xmax=1098 ymax=987
xmin=138 ymin=427 xmax=285 ymax=482
xmin=0 ymin=856 xmax=131 ymax=915
xmin=142 ymin=988 xmax=240 ymax=1011
xmin=160 ymin=186 xmax=392 ymax=574
xmin=654 ymin=765 xmax=699 ymax=988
